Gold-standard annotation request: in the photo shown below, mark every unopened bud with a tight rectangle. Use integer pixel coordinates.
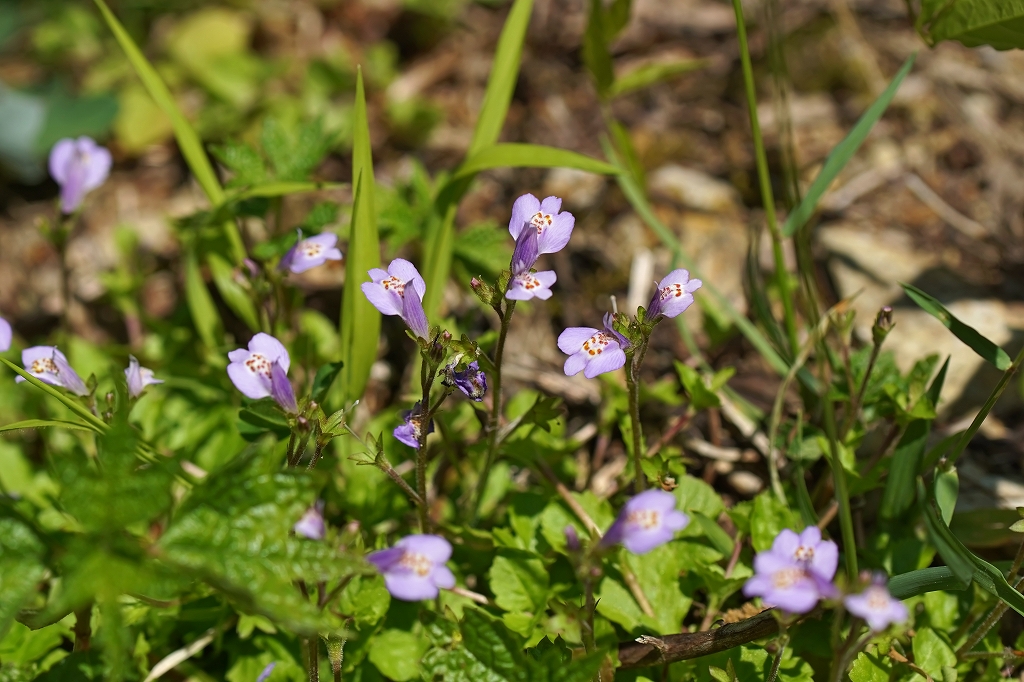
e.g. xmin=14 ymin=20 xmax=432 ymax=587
xmin=441 ymin=330 xmax=452 ymax=343
xmin=564 ymin=525 xmax=581 ymax=552
xmin=326 ymin=634 xmax=345 ymax=675
xmin=469 ymin=277 xmax=496 ymax=307
xmin=872 ymin=306 xmax=894 ymax=346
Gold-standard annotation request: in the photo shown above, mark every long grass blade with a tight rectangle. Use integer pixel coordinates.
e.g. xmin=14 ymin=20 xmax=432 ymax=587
xmin=227 ymin=182 xmax=347 ymax=202
xmin=0 ymin=419 xmax=100 ymax=434
xmin=338 ymin=69 xmax=381 ymax=405
xmin=782 ymin=54 xmax=916 ymax=237
xmin=454 ymin=143 xmax=620 ymax=178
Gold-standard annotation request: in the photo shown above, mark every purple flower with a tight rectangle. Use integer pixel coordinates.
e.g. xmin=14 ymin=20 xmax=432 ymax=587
xmin=844 ymin=576 xmax=908 ymax=632
xmin=361 ymin=259 xmax=429 ymax=338
xmin=452 ymin=361 xmax=487 ymax=401
xmin=279 ymin=231 xmax=343 ymax=274
xmin=508 ymin=194 xmax=574 ymax=256
xmin=294 ymin=501 xmax=326 ymax=540
xmin=565 ymin=525 xmax=581 ymax=552
xmin=646 ymin=269 xmax=702 ymax=320
xmin=0 ymin=316 xmax=11 ymax=352
xmin=17 ymin=346 xmax=88 ymax=396
xmin=256 ymin=662 xmax=276 ymax=682
xmin=601 ymin=489 xmax=690 ymax=554
xmin=507 ymin=271 xmax=557 ymax=301
xmin=227 ymin=333 xmax=297 ymax=413
xmin=48 ymin=137 xmax=112 ymax=214
xmin=393 ymin=403 xmax=433 ymax=449
xmin=557 ymin=313 xmax=628 ymax=379
xmin=771 ymin=526 xmax=839 ymax=583
xmin=743 ymin=527 xmax=839 ymax=614
xmin=125 ymin=355 xmax=162 ymax=398
xmin=366 ymin=534 xmax=456 ymax=601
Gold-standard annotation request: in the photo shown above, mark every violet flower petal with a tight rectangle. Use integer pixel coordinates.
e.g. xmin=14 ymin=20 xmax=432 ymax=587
xmin=248 ymin=333 xmax=290 ymax=372
xmin=556 ymin=327 xmax=600 ymax=355
xmin=510 ymin=222 xmax=540 ymax=275
xmin=387 ymin=259 xmax=427 ymax=300
xmin=583 ymin=346 xmax=625 ymax=378
xmin=294 ymin=504 xmax=326 ymax=540
xmin=537 ymin=209 xmax=574 ymax=255
xmin=506 ymin=270 xmax=556 ymax=300
xmin=50 ymin=351 xmax=89 ymax=396
xmin=0 ymin=316 xmax=11 ymax=352
xmin=256 ymin=662 xmax=276 ymax=682
xmin=270 ymin=360 xmax=298 ymax=414
xmin=361 ymin=280 xmax=403 ymax=316
xmin=508 ymin=193 xmax=540 ymax=241
xmin=401 ymin=289 xmax=430 ymax=339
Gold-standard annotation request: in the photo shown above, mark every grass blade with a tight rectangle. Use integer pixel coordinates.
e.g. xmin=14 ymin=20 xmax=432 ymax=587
xmin=901 ymin=282 xmax=1012 ymax=370
xmin=888 ymin=567 xmax=968 ymax=600
xmin=608 ymin=59 xmax=707 ymax=98
xmin=782 ymin=53 xmax=916 ymax=238
xmin=0 ymin=419 xmax=100 ymax=434
xmin=454 ymin=143 xmax=620 ymax=178
xmin=184 ymin=247 xmax=224 ymax=355
xmin=93 ymin=0 xmax=246 ymax=264
xmin=582 ymin=0 xmax=614 ymax=97
xmin=338 ymin=69 xmax=381 ymax=405
xmin=227 ymin=181 xmax=347 ymax=202
xmin=0 ymin=358 xmax=108 ymax=432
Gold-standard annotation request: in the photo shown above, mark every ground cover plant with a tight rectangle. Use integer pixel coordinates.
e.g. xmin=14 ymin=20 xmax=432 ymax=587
xmin=3 ymin=0 xmax=1024 ymax=680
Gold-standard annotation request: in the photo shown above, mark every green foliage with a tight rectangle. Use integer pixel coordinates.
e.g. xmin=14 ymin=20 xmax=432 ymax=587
xmin=917 ymin=0 xmax=1024 ymax=50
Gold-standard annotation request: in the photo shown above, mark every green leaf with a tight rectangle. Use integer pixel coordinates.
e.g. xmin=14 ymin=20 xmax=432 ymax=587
xmin=454 ymin=143 xmax=619 ymax=178
xmin=211 ymin=140 xmax=266 ymax=188
xmin=782 ymin=54 xmax=915 ymax=237
xmin=183 ymin=247 xmax=224 ymax=354
xmin=912 ymin=628 xmax=956 ymax=679
xmin=901 ymin=282 xmax=1012 ymax=370
xmin=93 ymin=0 xmax=245 ymax=264
xmin=0 ymin=358 xmax=108 ymax=433
xmin=935 ymin=467 xmax=959 ymax=526
xmin=675 ymin=362 xmax=720 ymax=411
xmin=582 ymin=0 xmax=614 ymax=97
xmin=0 ymin=518 xmax=46 ymax=639
xmin=311 ymin=361 xmax=344 ymax=404
xmin=452 ymin=223 xmax=514 ymax=278
xmin=922 ymin=1 xmax=1024 ymax=50
xmin=608 ymin=59 xmax=707 ymax=98
xmin=625 ymin=544 xmax=693 ymax=634
xmin=596 ymin=576 xmax=644 ymax=631
xmin=338 ymin=69 xmax=382 ymax=406
xmin=488 ymin=551 xmax=550 ymax=613
xmin=888 ymin=566 xmax=969 ymax=599
xmin=879 ymin=420 xmax=930 ymax=520
xmin=750 ymin=491 xmax=799 ymax=552
xmin=0 ymin=418 xmax=99 ymax=434
xmin=919 ymin=477 xmax=974 ymax=588
xmin=368 ymin=629 xmax=429 ymax=681
xmin=227 ymin=181 xmax=346 ymax=202
xmin=849 ymin=649 xmax=892 ymax=682
xmin=237 ymin=400 xmax=292 ymax=441
xmin=208 ymin=252 xmax=259 ymax=331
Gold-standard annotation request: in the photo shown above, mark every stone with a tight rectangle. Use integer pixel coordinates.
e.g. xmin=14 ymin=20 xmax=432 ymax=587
xmin=647 ymin=164 xmax=740 ymax=214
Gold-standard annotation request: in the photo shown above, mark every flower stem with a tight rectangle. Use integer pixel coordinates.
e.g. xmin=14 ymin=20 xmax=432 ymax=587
xmin=471 ymin=299 xmax=516 ymax=522
xmin=306 ymin=635 xmax=319 ymax=682
xmin=766 ymin=633 xmax=788 ymax=682
xmin=625 ymin=338 xmax=650 ymax=493
xmin=731 ymin=0 xmax=799 ymax=356
xmin=73 ymin=604 xmax=92 ymax=652
xmin=822 ymin=393 xmax=857 ymax=578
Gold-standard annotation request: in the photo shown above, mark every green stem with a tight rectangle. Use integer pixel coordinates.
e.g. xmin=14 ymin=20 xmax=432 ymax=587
xmin=731 ymin=0 xmax=799 ymax=355
xmin=307 ymin=635 xmax=319 ymax=682
xmin=471 ymin=299 xmax=516 ymax=521
xmin=766 ymin=635 xmax=787 ymax=682
xmin=842 ymin=341 xmax=881 ymax=439
xmin=822 ymin=394 xmax=857 ymax=578
xmin=625 ymin=338 xmax=650 ymax=493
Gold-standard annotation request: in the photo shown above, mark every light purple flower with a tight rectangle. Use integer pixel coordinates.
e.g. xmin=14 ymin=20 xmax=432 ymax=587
xmin=366 ymin=534 xmax=456 ymax=601
xmin=48 ymin=137 xmax=112 ymax=214
xmin=452 ymin=361 xmax=487 ymax=402
xmin=646 ymin=269 xmax=702 ymax=320
xmin=279 ymin=231 xmax=343 ymax=274
xmin=844 ymin=576 xmax=908 ymax=632
xmin=557 ymin=313 xmax=628 ymax=379
xmin=507 ymin=271 xmax=557 ymax=301
xmin=256 ymin=662 xmax=276 ymax=682
xmin=17 ymin=346 xmax=88 ymax=396
xmin=508 ymin=194 xmax=574 ymax=256
xmin=601 ymin=489 xmax=690 ymax=554
xmin=361 ymin=259 xmax=429 ymax=338
xmin=394 ymin=403 xmax=432 ymax=449
xmin=294 ymin=501 xmax=326 ymax=540
xmin=227 ymin=333 xmax=297 ymax=413
xmin=743 ymin=527 xmax=840 ymax=614
xmin=125 ymin=355 xmax=162 ymax=398
xmin=771 ymin=526 xmax=839 ymax=583
xmin=0 ymin=316 xmax=10 ymax=352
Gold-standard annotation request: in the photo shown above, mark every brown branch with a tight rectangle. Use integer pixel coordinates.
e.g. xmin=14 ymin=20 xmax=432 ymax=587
xmin=617 ymin=609 xmax=780 ymax=669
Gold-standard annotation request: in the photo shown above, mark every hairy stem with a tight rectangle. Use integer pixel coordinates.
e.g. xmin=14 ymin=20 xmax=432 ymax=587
xmin=731 ymin=0 xmax=799 ymax=355
xmin=472 ymin=299 xmax=516 ymax=521
xmin=306 ymin=635 xmax=319 ymax=682
xmin=625 ymin=339 xmax=651 ymax=493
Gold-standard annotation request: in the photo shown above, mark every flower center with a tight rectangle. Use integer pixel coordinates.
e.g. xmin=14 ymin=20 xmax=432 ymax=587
xmin=660 ymin=283 xmax=687 ymax=300
xmin=30 ymin=358 xmax=58 ymax=375
xmin=627 ymin=509 xmax=661 ymax=530
xmin=244 ymin=352 xmax=273 ymax=378
xmin=581 ymin=332 xmax=612 ymax=356
xmin=772 ymin=567 xmax=806 ymax=589
xmin=530 ymin=211 xmax=553 ymax=234
xmin=865 ymin=587 xmax=889 ymax=611
xmin=399 ymin=551 xmax=433 ymax=577
xmin=517 ymin=273 xmax=542 ymax=290
xmin=794 ymin=545 xmax=814 ymax=563
xmin=302 ymin=241 xmax=323 ymax=258
xmin=382 ymin=276 xmax=405 ymax=296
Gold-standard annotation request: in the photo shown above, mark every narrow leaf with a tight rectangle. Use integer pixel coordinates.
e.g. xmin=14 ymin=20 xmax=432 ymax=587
xmin=227 ymin=181 xmax=347 ymax=202
xmin=0 ymin=418 xmax=99 ymax=434
xmin=338 ymin=69 xmax=381 ymax=405
xmin=782 ymin=54 xmax=915 ymax=237
xmin=888 ymin=566 xmax=968 ymax=600
xmin=902 ymin=282 xmax=1011 ymax=369
xmin=582 ymin=0 xmax=614 ymax=96
xmin=609 ymin=59 xmax=707 ymax=98
xmin=184 ymin=247 xmax=224 ymax=353
xmin=454 ymin=143 xmax=620 ymax=178
xmin=919 ymin=477 xmax=974 ymax=589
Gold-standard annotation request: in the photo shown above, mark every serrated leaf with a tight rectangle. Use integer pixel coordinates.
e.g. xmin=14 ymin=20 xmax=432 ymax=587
xmin=368 ymin=629 xmax=429 ymax=681
xmin=488 ymin=551 xmax=549 ymax=613
xmin=901 ymin=282 xmax=1012 ymax=370
xmin=211 ymin=140 xmax=267 ymax=188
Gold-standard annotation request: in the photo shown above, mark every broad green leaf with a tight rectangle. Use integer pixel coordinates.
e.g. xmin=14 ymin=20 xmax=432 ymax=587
xmin=849 ymin=649 xmax=891 ymax=682
xmin=183 ymin=247 xmax=224 ymax=354
xmin=0 ymin=418 xmax=98 ymax=434
xmin=675 ymin=362 xmax=721 ymax=411
xmin=454 ymin=143 xmax=619 ymax=178
xmin=608 ymin=59 xmax=707 ymax=98
xmin=912 ymin=628 xmax=956 ymax=679
xmin=888 ymin=566 xmax=969 ymax=599
xmin=237 ymin=400 xmax=291 ymax=442
xmin=596 ymin=576 xmax=644 ymax=631
xmin=673 ymin=475 xmax=725 ymax=519
xmin=922 ymin=1 xmax=1024 ymax=50
xmin=625 ymin=544 xmax=693 ymax=634
xmin=901 ymin=282 xmax=1012 ymax=370
xmin=368 ymin=629 xmax=429 ymax=681
xmin=488 ymin=551 xmax=549 ymax=613
xmin=750 ymin=491 xmax=799 ymax=552
xmin=93 ymin=0 xmax=245 ymax=264
xmin=782 ymin=54 xmax=915 ymax=237
xmin=338 ymin=69 xmax=381 ymax=406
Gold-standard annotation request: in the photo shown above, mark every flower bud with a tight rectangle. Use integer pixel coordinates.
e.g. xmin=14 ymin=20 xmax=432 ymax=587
xmin=564 ymin=525 xmax=581 ymax=552
xmin=470 ymin=277 xmax=496 ymax=307
xmin=872 ymin=306 xmax=894 ymax=346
